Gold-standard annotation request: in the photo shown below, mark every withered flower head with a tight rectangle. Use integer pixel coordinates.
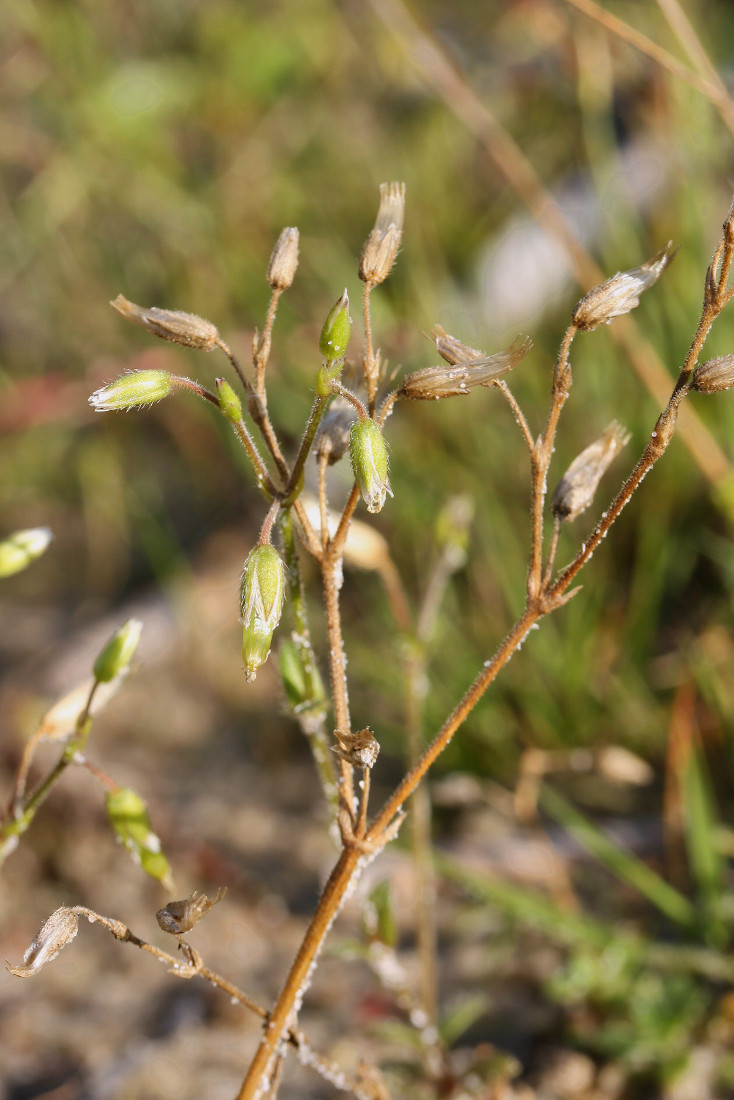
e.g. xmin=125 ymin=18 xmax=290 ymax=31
xmin=266 ymin=227 xmax=299 ymax=290
xmin=400 ymin=335 xmax=531 ymax=400
xmin=359 ymin=182 xmax=406 ymax=286
xmin=111 ymin=294 xmax=220 ymax=350
xmin=551 ymin=420 xmax=631 ymax=522
xmin=571 ymin=242 xmax=678 ymax=332
xmin=691 ymin=355 xmax=734 ymax=394
xmin=7 ymin=907 xmax=79 ymax=978
xmin=332 ymin=727 xmax=380 ymax=769
xmin=156 ymin=888 xmax=227 ymax=936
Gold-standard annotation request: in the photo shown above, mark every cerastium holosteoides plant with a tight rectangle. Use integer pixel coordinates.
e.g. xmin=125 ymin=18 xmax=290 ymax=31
xmin=7 ymin=184 xmax=734 ymax=1099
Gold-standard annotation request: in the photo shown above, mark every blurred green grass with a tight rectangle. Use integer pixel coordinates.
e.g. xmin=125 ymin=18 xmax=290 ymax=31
xmin=2 ymin=1 xmax=734 ymax=828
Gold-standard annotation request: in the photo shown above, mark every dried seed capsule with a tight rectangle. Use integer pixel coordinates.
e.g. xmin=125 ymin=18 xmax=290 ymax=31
xmin=332 ymin=726 xmax=380 ymax=769
xmin=89 ymin=370 xmax=172 ymax=411
xmin=93 ymin=619 xmax=143 ymax=683
xmin=156 ymin=888 xmax=226 ymax=936
xmin=319 ymin=289 xmax=351 ymax=363
xmin=359 ymin=182 xmax=406 ymax=285
xmin=551 ymin=421 xmax=630 ymax=522
xmin=432 ymin=325 xmax=484 ymax=366
xmin=400 ymin=335 xmax=531 ymax=400
xmin=216 ymin=377 xmax=243 ymax=423
xmin=0 ymin=527 xmax=52 ymax=578
xmin=266 ymin=227 xmax=299 ymax=290
xmin=110 ymin=295 xmax=220 ymax=350
xmin=571 ymin=242 xmax=677 ymax=331
xmin=7 ymin=907 xmax=79 ymax=977
xmin=240 ymin=545 xmax=286 ymax=682
xmin=349 ymin=419 xmax=392 ymax=514
xmin=691 ymin=355 xmax=734 ymax=394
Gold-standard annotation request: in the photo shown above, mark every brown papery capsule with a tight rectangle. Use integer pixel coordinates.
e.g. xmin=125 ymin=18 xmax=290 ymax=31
xmin=400 ymin=336 xmax=531 ymax=400
xmin=111 ymin=295 xmax=219 ymax=350
xmin=571 ymin=242 xmax=678 ymax=331
xmin=432 ymin=325 xmax=484 ymax=366
xmin=156 ymin=888 xmax=227 ymax=936
xmin=691 ymin=355 xmax=734 ymax=394
xmin=359 ymin=182 xmax=406 ymax=285
xmin=332 ymin=727 xmax=380 ymax=769
xmin=551 ymin=421 xmax=631 ymax=522
xmin=7 ymin=907 xmax=79 ymax=977
xmin=267 ymin=227 xmax=299 ymax=290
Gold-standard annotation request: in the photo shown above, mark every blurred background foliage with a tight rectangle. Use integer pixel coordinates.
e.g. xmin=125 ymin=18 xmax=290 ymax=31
xmin=5 ymin=0 xmax=734 ymax=766
xmin=3 ymin=0 xmax=734 ymax=1087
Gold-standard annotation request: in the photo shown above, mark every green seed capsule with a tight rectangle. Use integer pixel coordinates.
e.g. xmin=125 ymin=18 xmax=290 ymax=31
xmin=0 ymin=527 xmax=52 ymax=578
xmin=240 ymin=545 xmax=286 ymax=682
xmin=349 ymin=419 xmax=392 ymax=514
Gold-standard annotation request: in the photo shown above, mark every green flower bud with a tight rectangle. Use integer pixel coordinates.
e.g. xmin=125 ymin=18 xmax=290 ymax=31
xmin=0 ymin=527 xmax=52 ymax=578
xmin=319 ymin=290 xmax=351 ymax=363
xmin=279 ymin=639 xmax=326 ymax=712
xmin=349 ymin=419 xmax=392 ymax=514
xmin=216 ymin=377 xmax=243 ymax=423
xmin=106 ymin=787 xmax=173 ymax=888
xmin=89 ymin=370 xmax=172 ymax=412
xmin=93 ymin=619 xmax=143 ymax=683
xmin=240 ymin=545 xmax=286 ymax=682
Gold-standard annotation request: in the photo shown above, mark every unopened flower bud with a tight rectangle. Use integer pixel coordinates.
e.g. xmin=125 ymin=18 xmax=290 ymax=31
xmin=6 ymin=907 xmax=79 ymax=978
xmin=279 ymin=639 xmax=326 ymax=712
xmin=156 ymin=888 xmax=226 ymax=936
xmin=216 ymin=377 xmax=243 ymax=423
xmin=106 ymin=786 xmax=173 ymax=887
xmin=89 ymin=370 xmax=172 ymax=411
xmin=240 ymin=544 xmax=286 ymax=682
xmin=0 ymin=527 xmax=52 ymax=578
xmin=93 ymin=618 xmax=143 ymax=683
xmin=110 ymin=294 xmax=219 ymax=350
xmin=313 ymin=396 xmax=358 ymax=465
xmin=401 ymin=336 xmax=531 ymax=400
xmin=332 ymin=726 xmax=380 ymax=769
xmin=349 ymin=419 xmax=392 ymax=514
xmin=359 ymin=182 xmax=406 ymax=285
xmin=267 ymin=227 xmax=299 ymax=290
xmin=551 ymin=421 xmax=630 ymax=522
xmin=691 ymin=355 xmax=734 ymax=394
xmin=319 ymin=290 xmax=351 ymax=363
xmin=571 ymin=242 xmax=677 ymax=331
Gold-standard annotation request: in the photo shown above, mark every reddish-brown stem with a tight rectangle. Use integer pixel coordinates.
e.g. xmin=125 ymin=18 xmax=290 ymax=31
xmin=235 ymin=846 xmax=362 ymax=1100
xmin=362 ymin=282 xmax=378 ymax=413
xmin=254 ymin=287 xmax=283 ymax=395
xmin=527 ymin=326 xmax=576 ymax=599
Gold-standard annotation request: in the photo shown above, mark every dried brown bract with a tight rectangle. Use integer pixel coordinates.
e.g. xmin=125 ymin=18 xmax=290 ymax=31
xmin=571 ymin=242 xmax=678 ymax=331
xmin=110 ymin=294 xmax=220 ymax=350
xmin=359 ymin=182 xmax=406 ymax=286
xmin=332 ymin=727 xmax=380 ymax=769
xmin=156 ymin=888 xmax=227 ymax=936
xmin=551 ymin=420 xmax=631 ymax=522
